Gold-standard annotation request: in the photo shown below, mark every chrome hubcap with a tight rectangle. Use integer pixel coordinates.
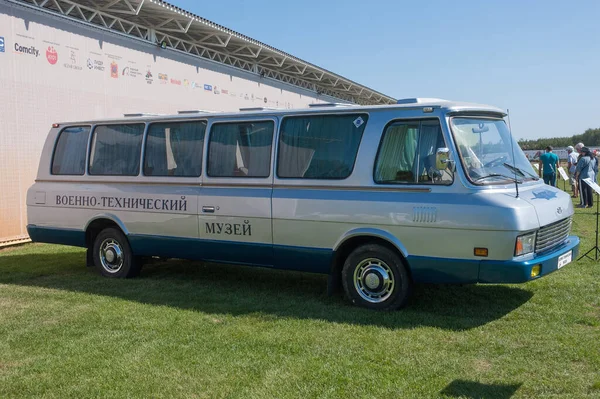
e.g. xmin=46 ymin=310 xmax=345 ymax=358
xmin=353 ymin=258 xmax=395 ymax=303
xmin=99 ymin=238 xmax=124 ymax=273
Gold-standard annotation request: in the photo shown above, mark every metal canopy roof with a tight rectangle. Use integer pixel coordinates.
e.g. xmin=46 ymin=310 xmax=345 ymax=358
xmin=13 ymin=0 xmax=397 ymax=105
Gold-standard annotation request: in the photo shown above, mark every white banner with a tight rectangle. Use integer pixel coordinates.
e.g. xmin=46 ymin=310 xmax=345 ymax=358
xmin=557 ymin=166 xmax=569 ymax=181
xmin=583 ymin=178 xmax=600 ymax=195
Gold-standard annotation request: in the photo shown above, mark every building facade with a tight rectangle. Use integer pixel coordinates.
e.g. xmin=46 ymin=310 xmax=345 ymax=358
xmin=0 ymin=0 xmax=394 ymax=244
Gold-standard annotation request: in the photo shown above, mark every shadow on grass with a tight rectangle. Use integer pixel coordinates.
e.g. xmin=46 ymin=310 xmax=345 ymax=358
xmin=0 ymin=249 xmax=533 ymax=331
xmin=441 ymin=379 xmax=522 ymax=399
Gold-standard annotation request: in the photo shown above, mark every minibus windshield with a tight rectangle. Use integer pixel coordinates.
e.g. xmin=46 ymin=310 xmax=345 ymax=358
xmin=450 ymin=117 xmax=538 ymax=185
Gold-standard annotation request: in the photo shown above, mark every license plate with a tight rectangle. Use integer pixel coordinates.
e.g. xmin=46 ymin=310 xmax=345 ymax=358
xmin=557 ymin=251 xmax=572 ymax=269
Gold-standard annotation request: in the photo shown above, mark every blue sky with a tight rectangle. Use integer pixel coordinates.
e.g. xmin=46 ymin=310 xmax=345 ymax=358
xmin=174 ymin=0 xmax=600 ymax=140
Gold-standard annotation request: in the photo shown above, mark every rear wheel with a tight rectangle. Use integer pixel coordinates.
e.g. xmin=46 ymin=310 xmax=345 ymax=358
xmin=342 ymin=244 xmax=411 ymax=310
xmin=92 ymin=228 xmax=141 ymax=278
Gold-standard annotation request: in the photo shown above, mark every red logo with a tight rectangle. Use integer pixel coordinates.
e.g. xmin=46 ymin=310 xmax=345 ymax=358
xmin=46 ymin=46 xmax=58 ymax=65
xmin=110 ymin=61 xmax=118 ymax=78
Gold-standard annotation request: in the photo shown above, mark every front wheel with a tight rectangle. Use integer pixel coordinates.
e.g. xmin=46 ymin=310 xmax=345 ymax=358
xmin=342 ymin=244 xmax=412 ymax=310
xmin=92 ymin=228 xmax=141 ymax=278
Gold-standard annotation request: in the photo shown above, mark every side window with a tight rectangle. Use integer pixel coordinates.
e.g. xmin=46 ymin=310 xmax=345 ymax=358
xmin=89 ymin=124 xmax=144 ymax=176
xmin=207 ymin=121 xmax=274 ymax=178
xmin=51 ymin=126 xmax=91 ymax=175
xmin=277 ymin=114 xmax=368 ymax=179
xmin=374 ymin=120 xmax=452 ymax=185
xmin=144 ymin=121 xmax=206 ymax=177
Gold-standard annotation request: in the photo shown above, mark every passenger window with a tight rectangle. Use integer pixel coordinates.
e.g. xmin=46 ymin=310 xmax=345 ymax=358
xmin=278 ymin=114 xmax=367 ymax=179
xmin=374 ymin=120 xmax=452 ymax=185
xmin=207 ymin=121 xmax=274 ymax=178
xmin=51 ymin=126 xmax=91 ymax=175
xmin=89 ymin=124 xmax=144 ymax=176
xmin=144 ymin=121 xmax=206 ymax=177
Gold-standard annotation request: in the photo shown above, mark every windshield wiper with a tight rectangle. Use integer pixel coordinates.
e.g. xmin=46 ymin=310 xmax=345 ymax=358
xmin=502 ymin=163 xmax=539 ymax=180
xmin=473 ymin=173 xmax=523 ymax=183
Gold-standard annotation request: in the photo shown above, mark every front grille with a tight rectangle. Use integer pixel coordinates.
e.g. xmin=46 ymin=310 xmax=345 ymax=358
xmin=535 ymin=217 xmax=572 ymax=254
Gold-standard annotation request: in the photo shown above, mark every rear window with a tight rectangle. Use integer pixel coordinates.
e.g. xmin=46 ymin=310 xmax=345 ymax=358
xmin=51 ymin=126 xmax=91 ymax=175
xmin=89 ymin=124 xmax=145 ymax=176
xmin=277 ymin=114 xmax=367 ymax=179
xmin=144 ymin=121 xmax=206 ymax=177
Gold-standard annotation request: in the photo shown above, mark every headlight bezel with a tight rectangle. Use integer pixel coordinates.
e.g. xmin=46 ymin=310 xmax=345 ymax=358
xmin=515 ymin=231 xmax=537 ymax=256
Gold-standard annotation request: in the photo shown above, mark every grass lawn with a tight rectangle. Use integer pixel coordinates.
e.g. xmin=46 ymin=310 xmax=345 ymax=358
xmin=0 ymin=192 xmax=599 ymax=398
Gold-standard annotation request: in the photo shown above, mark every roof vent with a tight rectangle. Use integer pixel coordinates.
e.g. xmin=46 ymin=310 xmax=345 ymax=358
xmin=123 ymin=113 xmax=163 ymax=117
xmin=239 ymin=107 xmax=279 ymax=111
xmin=177 ymin=109 xmax=214 ymax=114
xmin=308 ymin=102 xmax=357 ymax=108
xmin=396 ymin=98 xmax=448 ymax=104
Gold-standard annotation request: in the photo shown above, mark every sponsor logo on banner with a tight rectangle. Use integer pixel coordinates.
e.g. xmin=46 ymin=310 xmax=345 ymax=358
xmin=128 ymin=67 xmax=141 ymax=78
xmin=0 ymin=37 xmax=5 ymax=53
xmin=170 ymin=78 xmax=181 ymax=85
xmin=122 ymin=66 xmax=129 ymax=76
xmin=213 ymin=86 xmax=220 ymax=94
xmin=87 ymin=58 xmax=104 ymax=71
xmin=264 ymin=97 xmax=267 ymax=103
xmin=14 ymin=43 xmax=40 ymax=57
xmin=46 ymin=46 xmax=58 ymax=64
xmin=64 ymin=50 xmax=82 ymax=70
xmin=110 ymin=61 xmax=118 ymax=78
xmin=221 ymin=89 xmax=229 ymax=95
xmin=204 ymin=84 xmax=212 ymax=91
xmin=145 ymin=70 xmax=153 ymax=84
xmin=158 ymin=73 xmax=168 ymax=83
xmin=183 ymin=79 xmax=189 ymax=87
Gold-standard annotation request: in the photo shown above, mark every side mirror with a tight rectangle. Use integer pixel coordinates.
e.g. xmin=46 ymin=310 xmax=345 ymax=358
xmin=436 ymin=148 xmax=451 ymax=170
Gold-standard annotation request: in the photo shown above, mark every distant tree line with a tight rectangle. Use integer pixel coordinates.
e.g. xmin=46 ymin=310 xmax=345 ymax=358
xmin=518 ymin=128 xmax=600 ymax=150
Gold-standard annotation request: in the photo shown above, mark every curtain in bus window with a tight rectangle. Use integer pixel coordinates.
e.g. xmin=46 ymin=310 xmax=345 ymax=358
xmin=208 ymin=124 xmax=238 ymax=177
xmin=416 ymin=122 xmax=443 ymax=182
xmin=145 ymin=122 xmax=206 ymax=177
xmin=208 ymin=121 xmax=273 ymax=177
xmin=237 ymin=122 xmax=273 ymax=177
xmin=278 ymin=114 xmax=367 ymax=179
xmin=89 ymin=124 xmax=144 ymax=176
xmin=169 ymin=122 xmax=205 ymax=176
xmin=375 ymin=123 xmax=418 ymax=182
xmin=52 ymin=126 xmax=90 ymax=175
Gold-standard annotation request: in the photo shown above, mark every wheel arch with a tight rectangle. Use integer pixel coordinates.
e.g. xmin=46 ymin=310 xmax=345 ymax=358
xmin=84 ymin=213 xmax=129 ymax=248
xmin=327 ymin=228 xmax=411 ymax=295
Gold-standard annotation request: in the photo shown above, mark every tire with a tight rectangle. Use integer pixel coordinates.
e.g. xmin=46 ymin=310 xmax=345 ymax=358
xmin=92 ymin=227 xmax=142 ymax=278
xmin=341 ymin=244 xmax=412 ymax=310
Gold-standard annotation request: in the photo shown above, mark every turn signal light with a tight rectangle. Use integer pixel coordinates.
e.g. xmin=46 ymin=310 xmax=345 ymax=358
xmin=52 ymin=123 xmax=60 ymax=128
xmin=531 ymin=265 xmax=541 ymax=278
xmin=474 ymin=248 xmax=488 ymax=257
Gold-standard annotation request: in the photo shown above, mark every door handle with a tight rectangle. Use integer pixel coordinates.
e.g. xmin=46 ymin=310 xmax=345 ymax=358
xmin=202 ymin=206 xmax=216 ymax=213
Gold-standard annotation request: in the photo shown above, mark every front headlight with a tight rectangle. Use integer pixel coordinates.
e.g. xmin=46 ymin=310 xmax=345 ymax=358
xmin=515 ymin=232 xmax=536 ymax=256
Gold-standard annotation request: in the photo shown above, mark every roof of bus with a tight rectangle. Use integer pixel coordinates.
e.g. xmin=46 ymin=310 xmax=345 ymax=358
xmin=56 ymin=100 xmax=507 ymax=125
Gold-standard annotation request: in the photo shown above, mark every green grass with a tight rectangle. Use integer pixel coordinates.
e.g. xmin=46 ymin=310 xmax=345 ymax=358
xmin=0 ymin=195 xmax=599 ymax=398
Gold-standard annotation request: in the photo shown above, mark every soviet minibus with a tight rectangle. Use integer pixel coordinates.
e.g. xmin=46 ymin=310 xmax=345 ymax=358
xmin=26 ymin=99 xmax=579 ymax=310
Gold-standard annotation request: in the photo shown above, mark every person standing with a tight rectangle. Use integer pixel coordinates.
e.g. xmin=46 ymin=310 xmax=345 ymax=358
xmin=538 ymin=146 xmax=560 ymax=186
xmin=575 ymin=147 xmax=596 ymax=208
xmin=575 ymin=143 xmax=585 ymax=205
xmin=567 ymin=146 xmax=579 ymax=198
xmin=594 ymin=150 xmax=599 ymax=184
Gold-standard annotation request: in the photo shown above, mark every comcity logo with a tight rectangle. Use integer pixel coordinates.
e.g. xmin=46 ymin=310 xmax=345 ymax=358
xmin=0 ymin=37 xmax=5 ymax=53
xmin=14 ymin=43 xmax=39 ymax=57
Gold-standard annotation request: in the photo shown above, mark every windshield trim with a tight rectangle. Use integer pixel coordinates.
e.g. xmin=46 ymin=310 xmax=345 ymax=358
xmin=448 ymin=115 xmax=532 ymax=186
